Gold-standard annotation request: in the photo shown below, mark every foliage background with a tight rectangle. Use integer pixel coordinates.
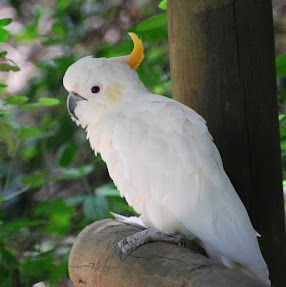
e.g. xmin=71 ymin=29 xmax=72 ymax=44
xmin=0 ymin=1 xmax=168 ymax=286
xmin=0 ymin=0 xmax=285 ymax=286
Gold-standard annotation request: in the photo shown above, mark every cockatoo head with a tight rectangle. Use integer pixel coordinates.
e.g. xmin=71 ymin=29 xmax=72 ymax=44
xmin=63 ymin=33 xmax=146 ymax=128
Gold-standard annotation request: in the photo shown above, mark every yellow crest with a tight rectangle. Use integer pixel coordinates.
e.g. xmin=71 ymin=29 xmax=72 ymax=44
xmin=127 ymin=32 xmax=144 ymax=69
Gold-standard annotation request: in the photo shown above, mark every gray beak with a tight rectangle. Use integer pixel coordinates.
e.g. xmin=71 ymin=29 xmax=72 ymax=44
xmin=67 ymin=92 xmax=86 ymax=120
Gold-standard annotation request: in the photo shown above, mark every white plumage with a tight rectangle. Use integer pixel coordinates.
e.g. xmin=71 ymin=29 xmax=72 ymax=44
xmin=63 ymin=53 xmax=270 ymax=285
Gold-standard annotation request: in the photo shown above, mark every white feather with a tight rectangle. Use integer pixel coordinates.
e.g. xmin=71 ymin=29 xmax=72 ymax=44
xmin=88 ymin=95 xmax=270 ymax=285
xmin=63 ymin=57 xmax=270 ymax=285
xmin=111 ymin=212 xmax=146 ymax=228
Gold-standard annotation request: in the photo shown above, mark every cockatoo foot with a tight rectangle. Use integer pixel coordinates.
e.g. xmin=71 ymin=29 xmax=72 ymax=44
xmin=114 ymin=229 xmax=184 ymax=255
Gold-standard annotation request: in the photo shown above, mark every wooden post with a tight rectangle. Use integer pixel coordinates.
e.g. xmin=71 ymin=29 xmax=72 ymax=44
xmin=69 ymin=220 xmax=265 ymax=287
xmin=167 ymin=1 xmax=286 ymax=286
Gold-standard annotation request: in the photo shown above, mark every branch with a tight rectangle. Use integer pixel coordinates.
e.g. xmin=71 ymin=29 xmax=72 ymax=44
xmin=68 ymin=219 xmax=264 ymax=287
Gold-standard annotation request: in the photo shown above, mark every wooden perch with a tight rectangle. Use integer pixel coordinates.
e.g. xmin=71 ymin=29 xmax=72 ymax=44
xmin=69 ymin=219 xmax=265 ymax=287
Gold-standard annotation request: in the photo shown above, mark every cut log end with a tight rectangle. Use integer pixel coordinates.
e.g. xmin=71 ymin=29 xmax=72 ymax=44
xmin=68 ymin=219 xmax=265 ymax=287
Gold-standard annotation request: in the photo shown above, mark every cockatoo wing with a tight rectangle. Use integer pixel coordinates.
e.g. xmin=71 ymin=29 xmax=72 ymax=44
xmin=88 ymin=94 xmax=269 ymax=284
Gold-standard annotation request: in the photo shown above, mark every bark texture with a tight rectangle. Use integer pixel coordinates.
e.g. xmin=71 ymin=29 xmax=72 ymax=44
xmin=167 ymin=1 xmax=286 ymax=286
xmin=69 ymin=219 xmax=265 ymax=287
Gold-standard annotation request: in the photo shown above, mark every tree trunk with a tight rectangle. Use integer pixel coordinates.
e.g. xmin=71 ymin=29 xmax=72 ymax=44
xmin=167 ymin=1 xmax=286 ymax=286
xmin=69 ymin=219 xmax=265 ymax=287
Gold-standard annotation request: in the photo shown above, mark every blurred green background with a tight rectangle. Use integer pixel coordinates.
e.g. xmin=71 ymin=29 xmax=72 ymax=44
xmin=0 ymin=0 xmax=285 ymax=286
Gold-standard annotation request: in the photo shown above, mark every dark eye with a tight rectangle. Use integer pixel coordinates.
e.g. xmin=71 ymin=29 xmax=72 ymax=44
xmin=91 ymin=86 xmax=100 ymax=93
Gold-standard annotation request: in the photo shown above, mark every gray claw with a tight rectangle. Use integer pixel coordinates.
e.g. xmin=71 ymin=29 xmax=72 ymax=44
xmin=114 ymin=229 xmax=184 ymax=256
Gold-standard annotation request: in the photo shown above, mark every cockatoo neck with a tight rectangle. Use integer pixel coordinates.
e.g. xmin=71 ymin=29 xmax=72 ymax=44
xmin=75 ymin=85 xmax=148 ymax=132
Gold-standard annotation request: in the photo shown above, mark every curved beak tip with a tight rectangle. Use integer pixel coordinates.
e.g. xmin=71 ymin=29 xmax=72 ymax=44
xmin=67 ymin=92 xmax=86 ymax=120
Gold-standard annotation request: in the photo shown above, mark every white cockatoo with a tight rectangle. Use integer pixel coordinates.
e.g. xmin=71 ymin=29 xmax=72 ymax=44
xmin=63 ymin=33 xmax=270 ymax=285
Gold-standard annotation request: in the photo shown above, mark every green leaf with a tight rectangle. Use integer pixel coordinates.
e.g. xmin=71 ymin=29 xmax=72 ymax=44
xmin=0 ymin=63 xmax=20 ymax=72
xmin=276 ymin=54 xmax=286 ymax=77
xmin=19 ymin=126 xmax=43 ymax=139
xmin=135 ymin=13 xmax=167 ymax=32
xmin=109 ymin=197 xmax=136 ymax=215
xmin=281 ymin=139 xmax=286 ymax=151
xmin=0 ymin=82 xmax=7 ymax=88
xmin=96 ymin=183 xmax=120 ymax=197
xmin=58 ymin=142 xmax=77 ymax=167
xmin=22 ymin=172 xmax=45 ymax=188
xmin=61 ymin=165 xmax=94 ymax=179
xmin=48 ymin=256 xmax=69 ymax=284
xmin=13 ymin=10 xmax=42 ymax=42
xmin=35 ymin=199 xmax=74 ymax=234
xmin=83 ymin=193 xmax=109 ymax=221
xmin=96 ymin=40 xmax=132 ymax=58
xmin=21 ymin=146 xmax=38 ymax=160
xmin=52 ymin=22 xmax=67 ymax=39
xmin=0 ymin=122 xmax=17 ymax=155
xmin=38 ymin=97 xmax=60 ymax=106
xmin=279 ymin=114 xmax=286 ymax=123
xmin=159 ymin=0 xmax=167 ymax=10
xmin=1 ymin=218 xmax=45 ymax=233
xmin=0 ymin=51 xmax=7 ymax=58
xmin=0 ymin=243 xmax=17 ymax=269
xmin=65 ymin=196 xmax=86 ymax=207
xmin=129 ymin=25 xmax=168 ymax=42
xmin=0 ymin=27 xmax=8 ymax=43
xmin=20 ymin=103 xmax=41 ymax=111
xmin=5 ymin=95 xmax=28 ymax=105
xmin=0 ymin=18 xmax=12 ymax=26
